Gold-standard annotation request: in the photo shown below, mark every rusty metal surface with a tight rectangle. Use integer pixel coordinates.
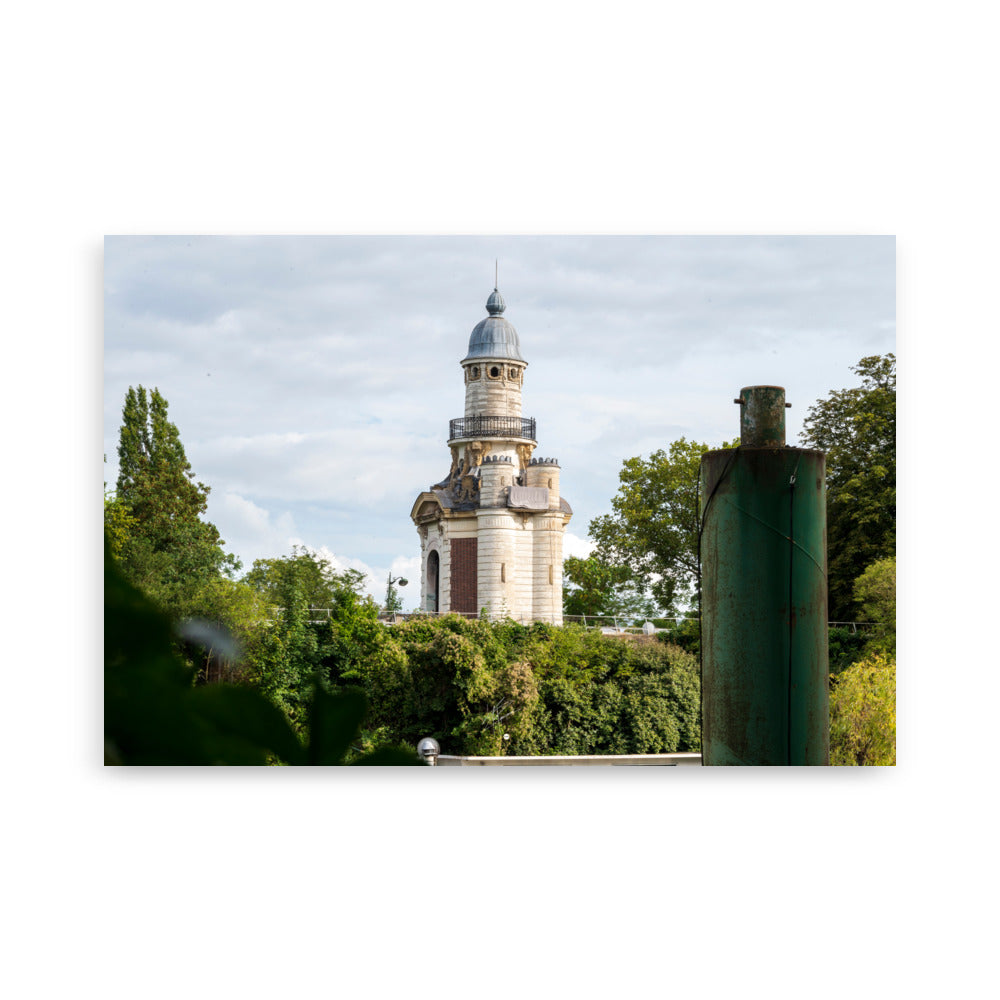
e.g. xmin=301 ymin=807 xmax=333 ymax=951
xmin=700 ymin=445 xmax=829 ymax=765
xmin=735 ymin=385 xmax=790 ymax=447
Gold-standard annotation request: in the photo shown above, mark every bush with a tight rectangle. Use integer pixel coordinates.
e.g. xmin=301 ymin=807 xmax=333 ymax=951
xmin=829 ymin=653 xmax=896 ymax=765
xmin=853 ymin=556 xmax=896 ymax=657
xmin=828 ymin=625 xmax=869 ymax=676
xmin=506 ymin=631 xmax=700 ymax=757
xmin=325 ymin=614 xmax=701 ymax=758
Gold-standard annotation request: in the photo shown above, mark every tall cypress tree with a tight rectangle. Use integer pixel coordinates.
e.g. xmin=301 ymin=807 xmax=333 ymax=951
xmin=112 ymin=385 xmax=238 ymax=615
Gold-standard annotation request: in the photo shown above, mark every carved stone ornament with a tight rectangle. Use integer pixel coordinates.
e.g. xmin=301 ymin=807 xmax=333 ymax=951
xmin=456 ymin=474 xmax=480 ymax=503
xmin=465 ymin=441 xmax=493 ymax=468
xmin=516 ymin=442 xmax=535 ymax=471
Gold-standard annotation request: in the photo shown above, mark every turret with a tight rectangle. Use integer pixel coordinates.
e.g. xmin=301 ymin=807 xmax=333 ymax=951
xmin=525 ymin=457 xmax=561 ymax=510
xmin=461 ymin=288 xmax=528 ymax=420
xmin=479 ymin=454 xmax=515 ymax=508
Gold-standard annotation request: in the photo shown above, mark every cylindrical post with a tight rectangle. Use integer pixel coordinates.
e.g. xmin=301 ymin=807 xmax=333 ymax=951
xmin=701 ymin=387 xmax=829 ymax=765
xmin=735 ymin=385 xmax=790 ymax=448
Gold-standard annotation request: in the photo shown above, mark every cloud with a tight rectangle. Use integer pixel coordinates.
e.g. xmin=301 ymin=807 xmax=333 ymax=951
xmin=563 ymin=532 xmax=596 ymax=560
xmin=106 ymin=236 xmax=894 ymax=598
xmin=212 ymin=492 xmax=301 ymax=566
xmin=292 ymin=544 xmax=422 ymax=607
xmin=209 ymin=495 xmax=410 ymax=606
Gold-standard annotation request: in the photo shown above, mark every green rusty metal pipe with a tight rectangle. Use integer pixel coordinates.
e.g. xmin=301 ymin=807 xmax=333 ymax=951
xmin=734 ymin=384 xmax=791 ymax=447
xmin=700 ymin=387 xmax=829 ymax=766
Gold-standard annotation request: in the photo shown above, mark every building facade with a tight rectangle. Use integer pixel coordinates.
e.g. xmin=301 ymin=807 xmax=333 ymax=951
xmin=409 ymin=287 xmax=572 ymax=623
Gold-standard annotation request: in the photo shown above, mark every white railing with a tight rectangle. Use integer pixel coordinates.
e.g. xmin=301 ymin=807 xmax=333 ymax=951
xmin=267 ymin=607 xmax=334 ymax=624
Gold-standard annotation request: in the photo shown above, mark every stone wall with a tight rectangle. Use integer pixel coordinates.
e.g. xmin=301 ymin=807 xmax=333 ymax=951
xmin=463 ymin=361 xmax=525 ymax=419
xmin=531 ymin=513 xmax=565 ymax=624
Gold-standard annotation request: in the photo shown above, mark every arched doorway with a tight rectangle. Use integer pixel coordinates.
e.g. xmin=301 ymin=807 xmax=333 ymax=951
xmin=427 ymin=549 xmax=440 ymax=612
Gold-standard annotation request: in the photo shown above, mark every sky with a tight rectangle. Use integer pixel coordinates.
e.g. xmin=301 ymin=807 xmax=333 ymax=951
xmin=104 ymin=235 xmax=895 ymax=605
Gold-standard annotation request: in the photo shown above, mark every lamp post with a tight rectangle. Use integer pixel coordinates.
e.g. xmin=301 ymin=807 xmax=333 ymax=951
xmin=384 ymin=572 xmax=408 ymax=616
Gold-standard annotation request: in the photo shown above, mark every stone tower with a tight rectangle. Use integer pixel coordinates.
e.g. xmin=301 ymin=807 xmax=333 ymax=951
xmin=410 ymin=286 xmax=572 ymax=623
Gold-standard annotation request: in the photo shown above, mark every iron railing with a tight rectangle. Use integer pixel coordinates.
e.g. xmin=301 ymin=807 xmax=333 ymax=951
xmin=449 ymin=416 xmax=536 ymax=440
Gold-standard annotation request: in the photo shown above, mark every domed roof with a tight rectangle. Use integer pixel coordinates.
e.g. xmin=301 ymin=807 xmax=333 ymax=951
xmin=462 ymin=287 xmax=525 ymax=363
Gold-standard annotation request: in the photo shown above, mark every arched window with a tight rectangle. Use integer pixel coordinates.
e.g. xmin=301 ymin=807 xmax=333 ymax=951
xmin=427 ymin=549 xmax=440 ymax=613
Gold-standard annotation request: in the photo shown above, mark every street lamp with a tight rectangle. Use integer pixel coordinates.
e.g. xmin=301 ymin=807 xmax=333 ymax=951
xmin=417 ymin=736 xmax=440 ymax=765
xmin=384 ymin=572 xmax=408 ymax=615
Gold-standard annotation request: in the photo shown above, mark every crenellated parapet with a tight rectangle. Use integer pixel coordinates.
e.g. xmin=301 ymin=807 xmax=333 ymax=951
xmin=479 ymin=454 xmax=516 ymax=507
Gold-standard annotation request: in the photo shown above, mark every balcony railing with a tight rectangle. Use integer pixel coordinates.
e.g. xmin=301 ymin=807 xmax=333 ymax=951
xmin=449 ymin=416 xmax=536 ymax=440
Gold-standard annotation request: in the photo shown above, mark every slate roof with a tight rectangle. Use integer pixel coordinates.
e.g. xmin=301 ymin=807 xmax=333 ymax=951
xmin=462 ymin=287 xmax=525 ymax=362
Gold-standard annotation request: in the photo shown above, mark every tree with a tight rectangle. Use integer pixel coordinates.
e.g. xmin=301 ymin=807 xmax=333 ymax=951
xmin=800 ymin=354 xmax=896 ymax=620
xmin=109 ymin=385 xmax=239 ymax=616
xmin=562 ymin=554 xmax=659 ymax=621
xmin=242 ymin=545 xmax=367 ymax=614
xmin=104 ymin=538 xmax=422 ymax=766
xmin=242 ymin=590 xmax=328 ymax=735
xmin=589 ymin=437 xmax=737 ymax=613
xmin=384 ymin=577 xmax=404 ymax=614
xmin=854 ymin=555 xmax=896 ymax=656
xmin=103 ymin=488 xmax=137 ymax=563
xmin=854 ymin=555 xmax=895 ymax=625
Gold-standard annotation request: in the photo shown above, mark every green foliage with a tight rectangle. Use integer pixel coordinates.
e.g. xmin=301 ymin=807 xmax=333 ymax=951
xmin=110 ymin=385 xmax=239 ymax=618
xmin=348 ymin=615 xmax=538 ymax=755
xmin=562 ymin=554 xmax=659 ymax=620
xmin=242 ymin=599 xmax=326 ymax=734
xmin=384 ymin=580 xmax=404 ymax=614
xmin=827 ymin=625 xmax=869 ymax=676
xmin=242 ymin=545 xmax=367 ymax=613
xmin=854 ymin=556 xmax=896 ymax=623
xmin=104 ymin=539 xmax=421 ymax=765
xmin=109 ymin=520 xmax=702 ymax=760
xmin=193 ymin=576 xmax=270 ymax=636
xmin=515 ymin=632 xmax=701 ymax=756
xmin=234 ymin=549 xmax=382 ymax=730
xmin=853 ymin=556 xmax=896 ymax=656
xmin=103 ymin=489 xmax=137 ymax=562
xmin=589 ymin=437 xmax=737 ymax=613
xmin=341 ymin=613 xmax=701 ymax=758
xmin=829 ymin=653 xmax=896 ymax=766
xmin=800 ymin=354 xmax=896 ymax=620
xmin=656 ymin=616 xmax=701 ymax=656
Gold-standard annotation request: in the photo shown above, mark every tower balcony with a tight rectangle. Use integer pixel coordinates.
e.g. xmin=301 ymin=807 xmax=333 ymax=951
xmin=449 ymin=416 xmax=537 ymax=442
